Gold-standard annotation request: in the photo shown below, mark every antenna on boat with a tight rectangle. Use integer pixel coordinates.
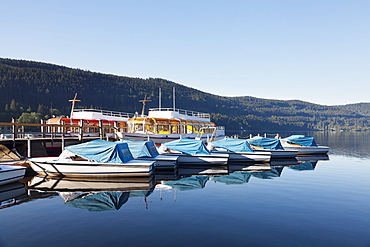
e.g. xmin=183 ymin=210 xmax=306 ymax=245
xmin=159 ymin=88 xmax=162 ymax=110
xmin=139 ymin=95 xmax=151 ymax=116
xmin=173 ymin=87 xmax=176 ymax=110
xmin=69 ymin=93 xmax=81 ymax=119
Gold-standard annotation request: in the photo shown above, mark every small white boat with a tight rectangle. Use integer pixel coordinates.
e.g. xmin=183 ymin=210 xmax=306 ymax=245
xmin=28 ymin=140 xmax=155 ymax=177
xmin=0 ymin=165 xmax=27 ymax=186
xmin=247 ymin=136 xmax=298 ymax=159
xmin=208 ymin=138 xmax=271 ymax=162
xmin=159 ymin=138 xmax=229 ymax=165
xmin=280 ymin=135 xmax=329 ymax=155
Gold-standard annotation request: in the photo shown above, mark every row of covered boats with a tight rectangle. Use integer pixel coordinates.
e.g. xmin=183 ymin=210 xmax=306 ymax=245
xmin=23 ymin=134 xmax=328 ymax=178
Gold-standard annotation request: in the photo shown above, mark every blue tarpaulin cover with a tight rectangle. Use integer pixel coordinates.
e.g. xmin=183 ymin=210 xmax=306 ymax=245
xmin=119 ymin=139 xmax=159 ymax=158
xmin=66 ymin=192 xmax=130 ymax=211
xmin=247 ymin=136 xmax=284 ymax=150
xmin=64 ymin=139 xmax=134 ymax=163
xmin=211 ymin=172 xmax=251 ymax=185
xmin=210 ymin=137 xmax=254 ymax=152
xmin=164 ymin=176 xmax=209 ymax=191
xmin=283 ymin=135 xmax=318 ymax=147
xmin=163 ymin=138 xmax=211 ymax=155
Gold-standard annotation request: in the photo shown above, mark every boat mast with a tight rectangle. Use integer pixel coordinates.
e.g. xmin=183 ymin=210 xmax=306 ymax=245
xmin=139 ymin=95 xmax=151 ymax=116
xmin=159 ymin=88 xmax=162 ymax=110
xmin=173 ymin=87 xmax=176 ymax=111
xmin=69 ymin=93 xmax=81 ymax=119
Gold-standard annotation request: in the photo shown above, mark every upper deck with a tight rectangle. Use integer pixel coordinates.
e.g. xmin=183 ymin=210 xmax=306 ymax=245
xmin=147 ymin=108 xmax=211 ymax=122
xmin=72 ymin=109 xmax=134 ymax=121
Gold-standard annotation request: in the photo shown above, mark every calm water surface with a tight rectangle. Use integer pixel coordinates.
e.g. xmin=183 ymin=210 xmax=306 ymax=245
xmin=1 ymin=132 xmax=370 ymax=247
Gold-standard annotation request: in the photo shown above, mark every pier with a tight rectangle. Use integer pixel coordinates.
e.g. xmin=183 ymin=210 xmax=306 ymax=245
xmin=0 ymin=120 xmax=121 ymax=158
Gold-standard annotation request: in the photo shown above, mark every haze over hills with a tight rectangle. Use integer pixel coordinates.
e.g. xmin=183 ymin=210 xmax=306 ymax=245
xmin=1 ymin=57 xmax=370 ymax=133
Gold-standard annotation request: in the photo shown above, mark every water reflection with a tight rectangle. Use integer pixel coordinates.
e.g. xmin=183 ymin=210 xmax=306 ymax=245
xmin=0 ymin=182 xmax=27 ymax=207
xmin=211 ymin=172 xmax=251 ymax=185
xmin=60 ymin=191 xmax=130 ymax=212
xmin=26 ymin=176 xmax=155 ymax=212
xmin=1 ymin=155 xmax=329 ymax=212
xmin=302 ymin=132 xmax=370 ymax=159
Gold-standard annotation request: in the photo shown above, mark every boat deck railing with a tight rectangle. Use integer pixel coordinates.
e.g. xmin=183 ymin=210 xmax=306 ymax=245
xmin=149 ymin=108 xmax=211 ymax=120
xmin=74 ymin=109 xmax=134 ymax=118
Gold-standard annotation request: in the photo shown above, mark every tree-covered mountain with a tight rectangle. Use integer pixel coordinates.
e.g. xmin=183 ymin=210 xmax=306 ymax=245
xmin=1 ymin=57 xmax=370 ymax=133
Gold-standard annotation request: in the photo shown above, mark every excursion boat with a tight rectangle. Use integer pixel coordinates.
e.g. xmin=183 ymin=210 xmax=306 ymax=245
xmin=28 ymin=139 xmax=155 ymax=177
xmin=0 ymin=165 xmax=27 ymax=186
xmin=119 ymin=108 xmax=226 ymax=143
xmin=158 ymin=138 xmax=229 ymax=165
xmin=247 ymin=136 xmax=298 ymax=159
xmin=207 ymin=137 xmax=271 ymax=163
xmin=47 ymin=109 xmax=133 ymax=138
xmin=280 ymin=135 xmax=329 ymax=154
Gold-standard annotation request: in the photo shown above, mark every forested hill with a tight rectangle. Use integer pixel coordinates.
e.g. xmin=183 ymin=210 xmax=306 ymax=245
xmin=1 ymin=57 xmax=370 ymax=132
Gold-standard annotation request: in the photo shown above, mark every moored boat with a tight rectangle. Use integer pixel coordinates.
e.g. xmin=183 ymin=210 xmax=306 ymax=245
xmin=119 ymin=108 xmax=226 ymax=143
xmin=280 ymin=135 xmax=329 ymax=154
xmin=207 ymin=137 xmax=271 ymax=162
xmin=247 ymin=136 xmax=298 ymax=159
xmin=158 ymin=138 xmax=229 ymax=165
xmin=0 ymin=165 xmax=27 ymax=186
xmin=47 ymin=108 xmax=133 ymax=138
xmin=28 ymin=139 xmax=155 ymax=177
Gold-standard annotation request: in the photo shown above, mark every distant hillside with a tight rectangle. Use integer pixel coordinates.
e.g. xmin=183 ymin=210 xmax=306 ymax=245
xmin=340 ymin=103 xmax=370 ymax=116
xmin=1 ymin=57 xmax=370 ymax=133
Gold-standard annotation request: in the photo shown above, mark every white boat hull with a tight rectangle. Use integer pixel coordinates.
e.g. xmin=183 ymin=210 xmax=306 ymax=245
xmin=0 ymin=165 xmax=27 ymax=186
xmin=253 ymin=149 xmax=298 ymax=159
xmin=162 ymin=153 xmax=228 ymax=165
xmin=211 ymin=149 xmax=271 ymax=163
xmin=282 ymin=145 xmax=329 ymax=155
xmin=28 ymin=157 xmax=154 ymax=177
xmin=137 ymin=154 xmax=178 ymax=170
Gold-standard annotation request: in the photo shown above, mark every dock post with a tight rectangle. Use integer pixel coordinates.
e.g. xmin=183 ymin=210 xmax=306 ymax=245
xmin=40 ymin=119 xmax=45 ymax=138
xmin=79 ymin=120 xmax=84 ymax=141
xmin=114 ymin=121 xmax=118 ymax=140
xmin=61 ymin=134 xmax=65 ymax=150
xmin=27 ymin=138 xmax=31 ymax=158
xmin=11 ymin=118 xmax=16 ymax=142
xmin=99 ymin=120 xmax=104 ymax=140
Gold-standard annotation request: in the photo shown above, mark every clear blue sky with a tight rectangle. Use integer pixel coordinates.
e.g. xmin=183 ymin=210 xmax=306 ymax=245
xmin=1 ymin=0 xmax=370 ymax=105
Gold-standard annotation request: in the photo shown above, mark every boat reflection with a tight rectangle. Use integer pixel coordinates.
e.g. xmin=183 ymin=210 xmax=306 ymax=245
xmin=0 ymin=182 xmax=27 ymax=206
xmin=161 ymin=176 xmax=209 ymax=191
xmin=60 ymin=191 xmax=130 ymax=211
xmin=26 ymin=176 xmax=155 ymax=212
xmin=211 ymin=172 xmax=251 ymax=185
xmin=1 ymin=155 xmax=329 ymax=211
xmin=27 ymin=176 xmax=155 ymax=192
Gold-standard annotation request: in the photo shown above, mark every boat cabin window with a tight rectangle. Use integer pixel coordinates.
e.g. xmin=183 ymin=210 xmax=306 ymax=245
xmin=134 ymin=124 xmax=143 ymax=132
xmin=157 ymin=124 xmax=169 ymax=134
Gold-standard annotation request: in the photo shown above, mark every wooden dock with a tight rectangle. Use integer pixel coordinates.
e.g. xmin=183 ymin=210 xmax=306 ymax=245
xmin=0 ymin=120 xmax=120 ymax=158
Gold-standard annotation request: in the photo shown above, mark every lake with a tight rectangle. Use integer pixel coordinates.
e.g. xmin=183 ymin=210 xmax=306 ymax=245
xmin=1 ymin=132 xmax=370 ymax=247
